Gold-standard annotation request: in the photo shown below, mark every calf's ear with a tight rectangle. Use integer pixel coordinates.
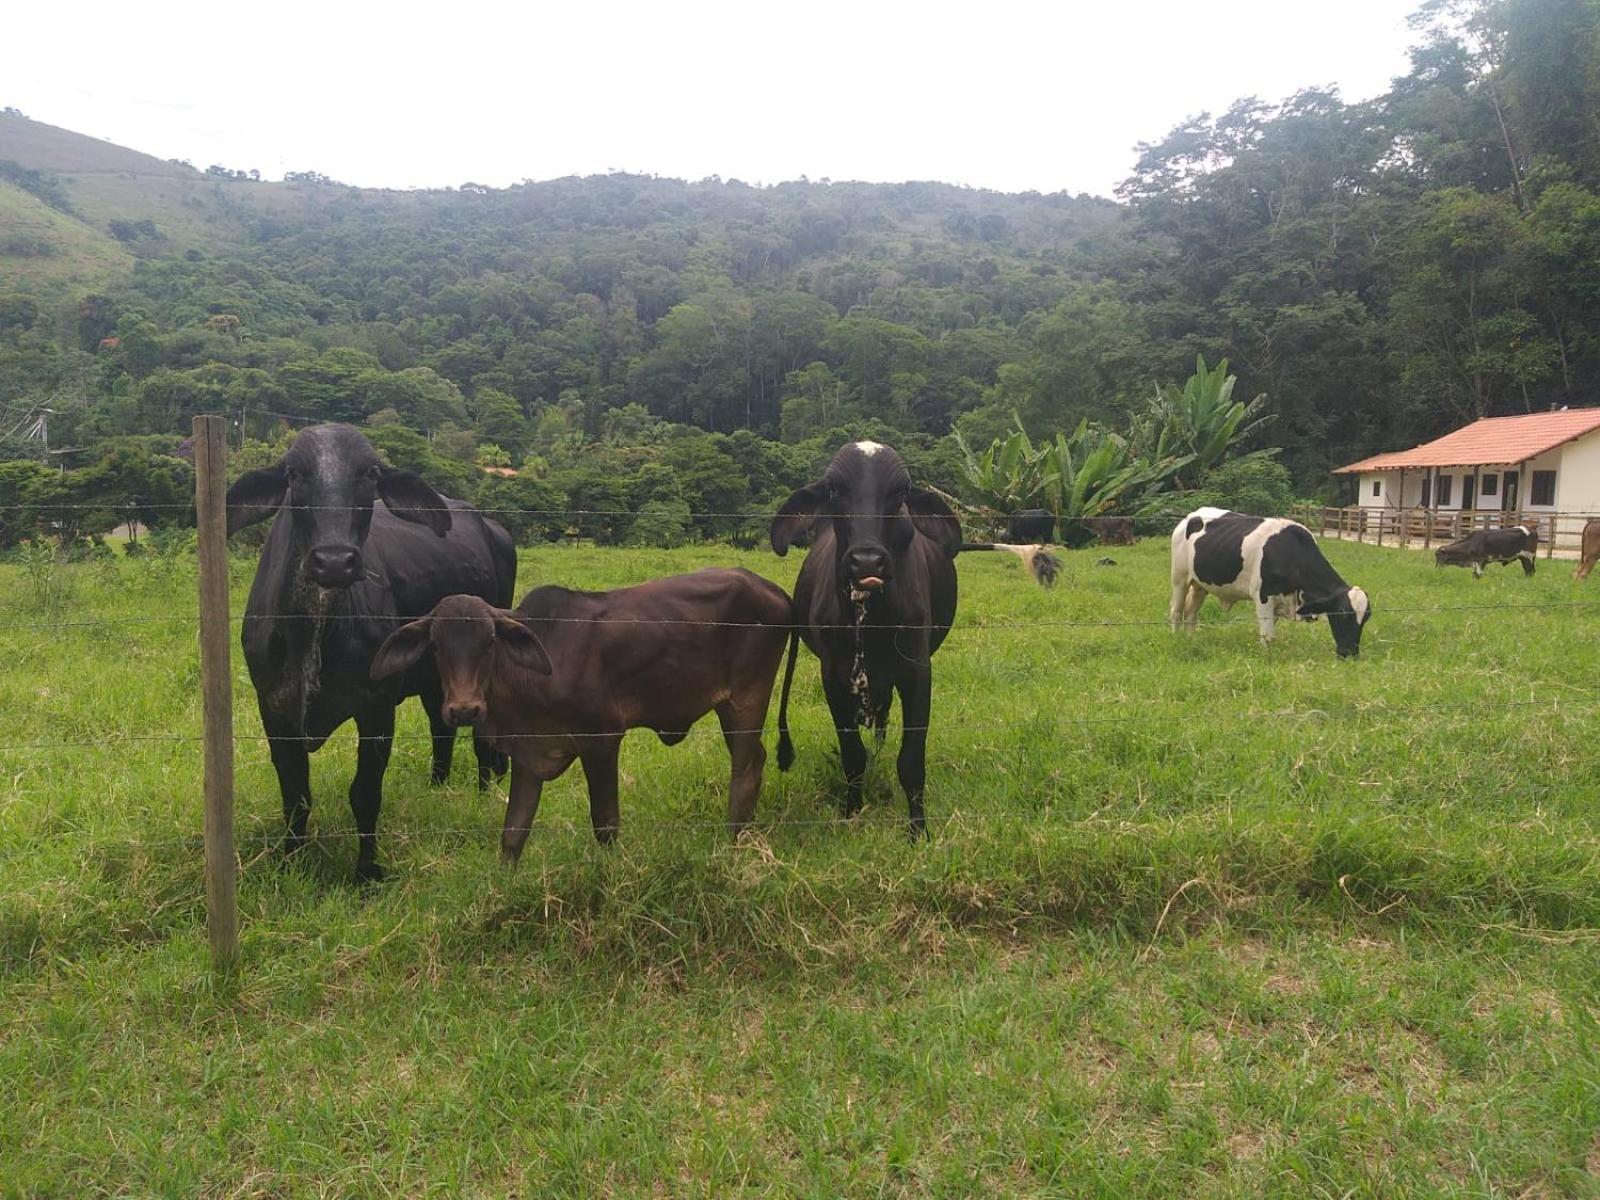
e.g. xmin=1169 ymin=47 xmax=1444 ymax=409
xmin=906 ymin=487 xmax=962 ymax=557
xmin=371 ymin=618 xmax=433 ymax=680
xmin=770 ymin=482 xmax=827 ymax=555
xmin=225 ymin=465 xmax=287 ymax=535
xmin=377 ymin=467 xmax=452 ymax=536
xmin=495 ymin=614 xmax=552 ymax=675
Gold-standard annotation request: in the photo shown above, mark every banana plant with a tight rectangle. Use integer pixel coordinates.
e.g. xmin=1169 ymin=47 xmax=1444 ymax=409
xmin=1135 ymin=355 xmax=1272 ymax=487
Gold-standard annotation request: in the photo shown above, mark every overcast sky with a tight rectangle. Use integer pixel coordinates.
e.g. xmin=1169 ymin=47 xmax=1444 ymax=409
xmin=8 ymin=0 xmax=1418 ymax=196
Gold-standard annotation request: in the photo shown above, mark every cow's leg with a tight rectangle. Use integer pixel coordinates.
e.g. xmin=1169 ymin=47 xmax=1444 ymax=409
xmin=895 ymin=664 xmax=933 ymax=839
xmin=474 ymin=735 xmax=509 ymax=791
xmin=579 ymin=738 xmax=623 ymax=844
xmin=500 ymin=761 xmax=545 ymax=865
xmin=1254 ymin=600 xmax=1278 ymax=645
xmin=716 ymin=700 xmax=767 ymax=836
xmin=1472 ymin=561 xmax=1484 ymax=579
xmin=417 ymin=678 xmax=455 ymax=786
xmin=821 ymin=675 xmax=870 ymax=817
xmin=264 ymin=716 xmax=312 ymax=857
xmin=1520 ymin=553 xmax=1535 ymax=577
xmin=1577 ymin=555 xmax=1596 ymax=582
xmin=1183 ymin=583 xmax=1206 ymax=631
xmin=349 ymin=707 xmax=395 ymax=883
xmin=1168 ymin=576 xmax=1188 ymax=631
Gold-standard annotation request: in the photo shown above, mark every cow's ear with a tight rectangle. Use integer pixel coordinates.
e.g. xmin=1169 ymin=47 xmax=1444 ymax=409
xmin=495 ymin=614 xmax=552 ymax=675
xmin=771 ymin=482 xmax=827 ymax=556
xmin=371 ymin=617 xmax=433 ymax=680
xmin=225 ymin=465 xmax=287 ymax=535
xmin=377 ymin=468 xmax=452 ymax=536
xmin=906 ymin=487 xmax=962 ymax=558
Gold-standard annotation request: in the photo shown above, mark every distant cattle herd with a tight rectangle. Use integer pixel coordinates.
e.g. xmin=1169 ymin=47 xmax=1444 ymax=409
xmin=221 ymin=424 xmax=1591 ymax=879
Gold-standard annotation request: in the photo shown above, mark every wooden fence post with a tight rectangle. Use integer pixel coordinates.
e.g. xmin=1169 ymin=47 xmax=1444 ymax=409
xmin=194 ymin=415 xmax=239 ymax=973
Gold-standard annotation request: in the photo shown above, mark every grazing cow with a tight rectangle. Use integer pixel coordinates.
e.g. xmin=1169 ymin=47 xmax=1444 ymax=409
xmin=1056 ymin=515 xmax=1137 ymax=549
xmin=227 ymin=424 xmax=516 ymax=881
xmin=1435 ymin=526 xmax=1537 ymax=577
xmin=772 ymin=440 xmax=961 ymax=834
xmin=1170 ymin=507 xmax=1372 ymax=658
xmin=1084 ymin=515 xmax=1136 ymax=546
xmin=370 ymin=570 xmax=794 ymax=860
xmin=1577 ymin=519 xmax=1600 ymax=582
xmin=1006 ymin=508 xmax=1055 ymax=544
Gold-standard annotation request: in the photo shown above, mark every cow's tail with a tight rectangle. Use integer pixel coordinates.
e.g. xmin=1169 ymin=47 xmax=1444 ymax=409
xmin=959 ymin=541 xmax=1061 ymax=588
xmin=776 ymin=622 xmax=801 ymax=772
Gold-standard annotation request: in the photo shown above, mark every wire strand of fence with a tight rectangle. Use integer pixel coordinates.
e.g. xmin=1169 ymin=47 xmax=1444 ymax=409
xmin=0 ymin=692 xmax=1590 ymax=756
xmin=4 ymin=597 xmax=1600 ymax=634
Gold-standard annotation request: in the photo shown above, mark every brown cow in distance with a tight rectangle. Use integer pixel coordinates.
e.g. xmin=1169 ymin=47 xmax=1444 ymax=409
xmin=371 ymin=569 xmax=796 ymax=861
xmin=1577 ymin=519 xmax=1600 ymax=581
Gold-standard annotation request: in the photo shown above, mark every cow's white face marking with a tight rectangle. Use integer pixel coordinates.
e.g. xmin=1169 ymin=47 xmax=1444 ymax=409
xmin=1349 ymin=587 xmax=1370 ymax=625
xmin=853 ymin=440 xmax=886 ymax=457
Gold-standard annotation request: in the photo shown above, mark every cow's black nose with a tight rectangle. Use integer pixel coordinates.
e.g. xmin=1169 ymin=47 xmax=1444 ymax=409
xmin=444 ymin=701 xmax=485 ymax=727
xmin=307 ymin=546 xmax=362 ymax=587
xmin=845 ymin=546 xmax=890 ymax=584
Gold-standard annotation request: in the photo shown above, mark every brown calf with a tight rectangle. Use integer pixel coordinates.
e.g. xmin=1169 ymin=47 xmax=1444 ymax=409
xmin=1577 ymin=519 xmax=1600 ymax=581
xmin=371 ymin=568 xmax=795 ymax=861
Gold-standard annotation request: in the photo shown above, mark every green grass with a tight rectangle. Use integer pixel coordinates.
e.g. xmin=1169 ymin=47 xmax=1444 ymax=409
xmin=2 ymin=537 xmax=1599 ymax=1196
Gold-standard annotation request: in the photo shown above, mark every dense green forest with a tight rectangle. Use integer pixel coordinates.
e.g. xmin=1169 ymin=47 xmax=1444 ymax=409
xmin=4 ymin=0 xmax=1600 ymax=544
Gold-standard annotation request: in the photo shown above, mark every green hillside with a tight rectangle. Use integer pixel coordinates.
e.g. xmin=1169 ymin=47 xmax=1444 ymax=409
xmin=0 ymin=178 xmax=132 ymax=292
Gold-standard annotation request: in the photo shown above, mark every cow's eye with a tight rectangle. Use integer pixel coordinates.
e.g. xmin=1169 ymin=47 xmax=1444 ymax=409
xmin=364 ymin=465 xmax=382 ymax=482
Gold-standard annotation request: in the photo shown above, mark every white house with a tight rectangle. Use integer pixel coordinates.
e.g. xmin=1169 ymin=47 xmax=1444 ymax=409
xmin=1334 ymin=409 xmax=1600 ymax=537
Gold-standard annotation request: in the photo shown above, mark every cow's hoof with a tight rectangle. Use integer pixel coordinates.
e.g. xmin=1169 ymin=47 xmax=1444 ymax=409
xmin=355 ymin=860 xmax=387 ymax=885
xmin=280 ymin=833 xmax=308 ymax=858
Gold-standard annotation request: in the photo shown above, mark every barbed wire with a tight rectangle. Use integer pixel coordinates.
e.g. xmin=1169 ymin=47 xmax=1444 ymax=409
xmin=0 ymin=693 xmax=1589 ymax=756
xmin=2 ymin=596 xmax=1600 ymax=634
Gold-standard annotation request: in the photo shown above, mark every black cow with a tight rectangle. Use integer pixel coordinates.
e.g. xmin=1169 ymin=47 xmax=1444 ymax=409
xmin=1006 ymin=508 xmax=1055 ymax=544
xmin=1434 ymin=526 xmax=1537 ymax=577
xmin=226 ymin=424 xmax=517 ymax=881
xmin=772 ymin=440 xmax=961 ymax=835
xmin=1169 ymin=507 xmax=1372 ymax=658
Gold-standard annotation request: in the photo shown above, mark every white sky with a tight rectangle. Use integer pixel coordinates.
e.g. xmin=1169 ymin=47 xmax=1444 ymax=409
xmin=7 ymin=0 xmax=1418 ymax=197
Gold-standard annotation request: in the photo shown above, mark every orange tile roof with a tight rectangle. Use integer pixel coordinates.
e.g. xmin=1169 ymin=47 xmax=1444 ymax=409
xmin=1333 ymin=409 xmax=1600 ymax=473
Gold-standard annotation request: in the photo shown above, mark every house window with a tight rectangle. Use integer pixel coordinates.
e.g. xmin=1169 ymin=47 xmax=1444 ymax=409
xmin=1531 ymin=470 xmax=1556 ymax=506
xmin=1437 ymin=475 xmax=1453 ymax=506
xmin=1482 ymin=473 xmax=1498 ymax=497
xmin=1421 ymin=477 xmax=1432 ymax=507
xmin=1371 ymin=479 xmax=1382 ymax=498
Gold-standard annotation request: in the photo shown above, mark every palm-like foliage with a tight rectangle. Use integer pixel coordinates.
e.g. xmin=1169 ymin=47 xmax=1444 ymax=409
xmin=1133 ymin=355 xmax=1274 ymax=487
xmin=955 ymin=358 xmax=1274 ymax=531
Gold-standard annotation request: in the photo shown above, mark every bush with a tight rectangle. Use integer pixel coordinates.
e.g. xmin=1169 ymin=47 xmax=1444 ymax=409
xmin=475 ymin=474 xmax=565 ymax=545
xmin=626 ymin=498 xmax=693 ymax=548
xmin=1191 ymin=456 xmax=1294 ymax=517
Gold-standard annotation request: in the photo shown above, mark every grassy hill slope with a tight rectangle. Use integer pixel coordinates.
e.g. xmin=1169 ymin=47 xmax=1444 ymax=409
xmin=0 ymin=178 xmax=132 ymax=293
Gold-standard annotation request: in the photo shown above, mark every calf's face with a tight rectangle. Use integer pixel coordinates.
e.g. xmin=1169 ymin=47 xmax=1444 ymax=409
xmin=370 ymin=594 xmax=551 ymax=721
xmin=771 ymin=441 xmax=960 ymax=594
xmin=226 ymin=424 xmax=453 ymax=589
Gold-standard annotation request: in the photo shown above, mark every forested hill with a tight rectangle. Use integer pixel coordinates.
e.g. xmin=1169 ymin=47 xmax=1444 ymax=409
xmin=4 ymin=0 xmax=1600 ymax=508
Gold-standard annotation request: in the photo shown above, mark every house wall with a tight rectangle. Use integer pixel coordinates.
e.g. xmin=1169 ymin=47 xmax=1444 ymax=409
xmin=1555 ymin=434 xmax=1600 ymax=514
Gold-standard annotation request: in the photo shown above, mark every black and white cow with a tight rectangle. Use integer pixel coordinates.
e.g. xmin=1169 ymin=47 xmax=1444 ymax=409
xmin=1170 ymin=507 xmax=1372 ymax=658
xmin=1434 ymin=526 xmax=1537 ymax=577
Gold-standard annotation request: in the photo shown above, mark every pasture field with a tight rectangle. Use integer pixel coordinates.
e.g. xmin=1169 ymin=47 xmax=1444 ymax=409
xmin=2 ymin=536 xmax=1600 ymax=1197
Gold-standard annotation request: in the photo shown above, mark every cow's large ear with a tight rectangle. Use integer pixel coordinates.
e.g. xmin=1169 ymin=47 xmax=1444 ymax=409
xmin=906 ymin=487 xmax=962 ymax=557
xmin=371 ymin=618 xmax=433 ymax=680
xmin=770 ymin=482 xmax=827 ymax=556
xmin=225 ymin=465 xmax=288 ymax=535
xmin=377 ymin=468 xmax=452 ymax=536
xmin=495 ymin=614 xmax=552 ymax=675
